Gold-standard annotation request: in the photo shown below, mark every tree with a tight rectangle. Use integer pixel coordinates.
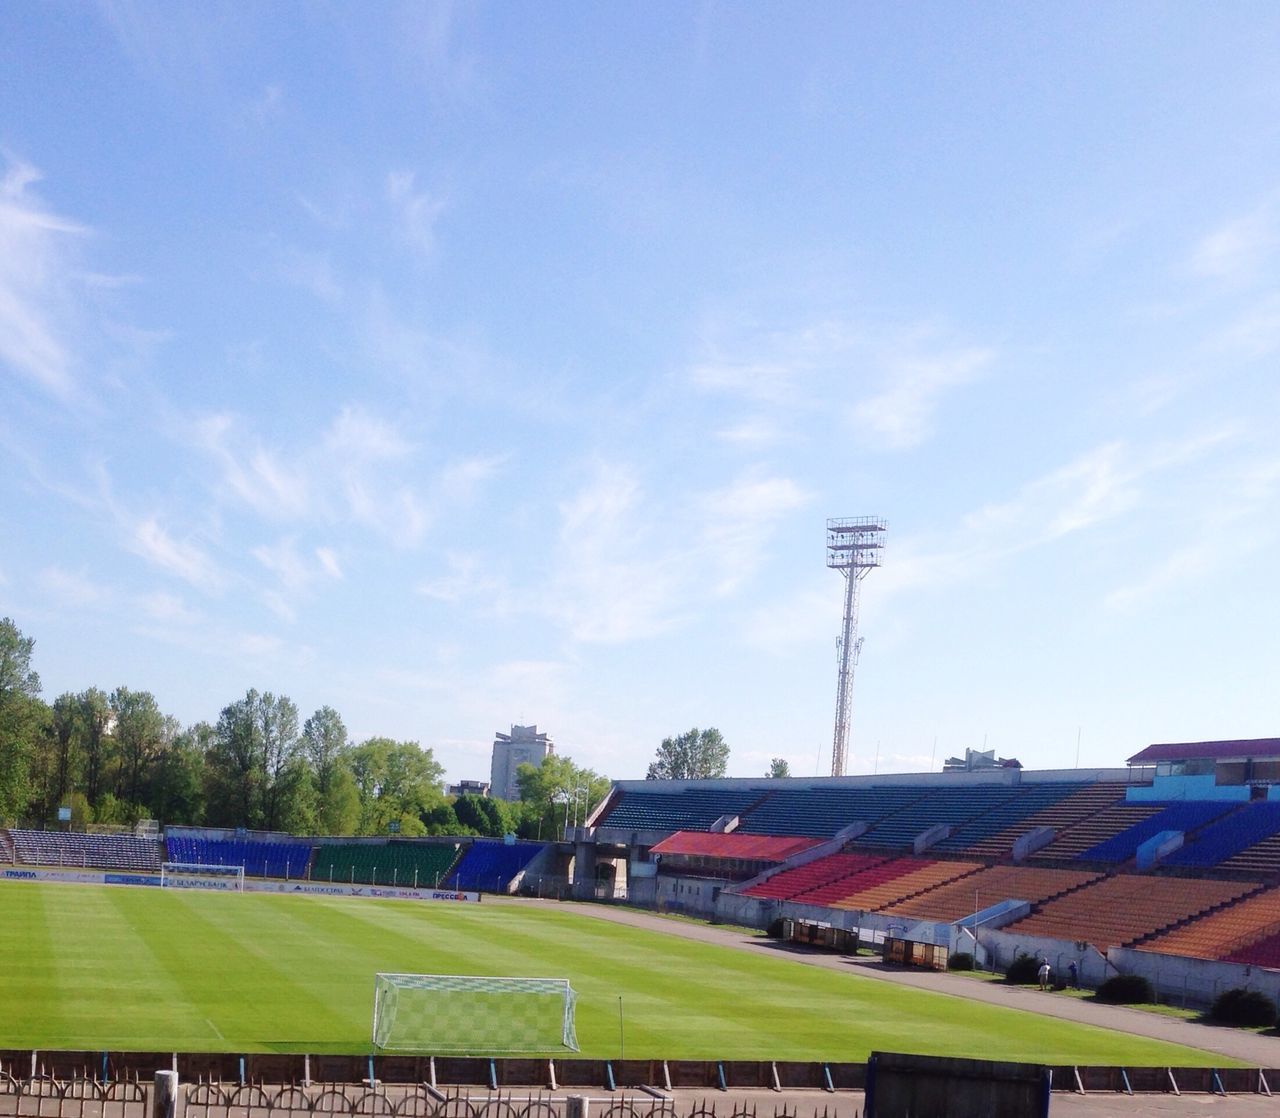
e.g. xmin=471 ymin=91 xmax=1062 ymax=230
xmin=515 ymin=754 xmax=610 ymax=840
xmin=0 ymin=618 xmax=43 ymax=823
xmin=646 ymin=727 xmax=729 ymax=780
xmin=348 ymin=737 xmax=445 ymax=835
xmin=111 ymin=687 xmax=165 ymax=807
xmin=303 ymin=706 xmax=360 ymax=835
xmin=146 ymin=721 xmax=209 ymax=825
xmin=78 ymin=688 xmax=113 ymax=808
xmin=767 ymin=757 xmax=791 ymax=779
xmin=453 ymin=793 xmax=517 ymax=837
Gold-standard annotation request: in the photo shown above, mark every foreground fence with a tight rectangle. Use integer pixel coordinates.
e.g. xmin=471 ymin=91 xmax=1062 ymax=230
xmin=0 ymin=1081 xmax=851 ymax=1118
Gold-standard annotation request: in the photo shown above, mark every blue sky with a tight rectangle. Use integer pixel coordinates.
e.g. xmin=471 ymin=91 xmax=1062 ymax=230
xmin=3 ymin=3 xmax=1280 ymax=784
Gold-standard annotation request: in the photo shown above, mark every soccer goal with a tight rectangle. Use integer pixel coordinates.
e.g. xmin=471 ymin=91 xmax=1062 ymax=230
xmin=372 ymin=974 xmax=579 ymax=1054
xmin=160 ymin=862 xmax=246 ymax=892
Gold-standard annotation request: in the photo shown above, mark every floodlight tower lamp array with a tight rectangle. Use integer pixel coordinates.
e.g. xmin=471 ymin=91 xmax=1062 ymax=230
xmin=827 ymin=516 xmax=887 ymax=778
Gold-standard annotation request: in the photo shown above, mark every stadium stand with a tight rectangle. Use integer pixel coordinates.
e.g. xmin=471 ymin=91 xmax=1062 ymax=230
xmin=165 ymin=835 xmax=311 ymax=879
xmin=1160 ymin=801 xmax=1280 ymax=869
xmin=1207 ymin=809 xmax=1280 ymax=875
xmin=880 ymin=864 xmax=1104 ymax=923
xmin=650 ymin=831 xmax=822 ymax=861
xmin=741 ymin=852 xmax=889 ymax=901
xmin=310 ymin=841 xmax=460 ymax=887
xmin=1225 ymin=926 xmax=1280 ymax=968
xmin=1076 ymin=801 xmax=1236 ymax=863
xmin=849 ymin=787 xmax=1022 ymax=850
xmin=957 ymin=782 xmax=1126 ymax=858
xmin=8 ymin=828 xmax=162 ymax=871
xmin=596 ymin=788 xmax=766 ymax=832
xmin=1001 ymin=873 xmax=1259 ymax=948
xmin=735 ymin=786 xmax=923 ymax=838
xmin=445 ymin=839 xmax=545 ymax=891
xmin=0 ymin=829 xmax=12 ymax=863
xmin=1140 ymin=886 xmax=1280 ymax=960
xmin=826 ymin=857 xmax=983 ymax=911
xmin=1026 ymin=802 xmax=1165 ymax=862
xmin=930 ymin=783 xmax=1084 ymax=854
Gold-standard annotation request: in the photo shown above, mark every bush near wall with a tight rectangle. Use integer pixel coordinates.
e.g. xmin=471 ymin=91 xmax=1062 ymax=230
xmin=948 ymin=952 xmax=974 ymax=971
xmin=1004 ymin=954 xmax=1041 ymax=984
xmin=1096 ymin=975 xmax=1154 ymax=1004
xmin=1210 ymin=987 xmax=1277 ymax=1028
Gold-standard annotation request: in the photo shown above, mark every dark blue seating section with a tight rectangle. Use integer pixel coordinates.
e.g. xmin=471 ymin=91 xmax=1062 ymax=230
xmin=932 ymin=783 xmax=1084 ymax=853
xmin=1163 ymin=802 xmax=1280 ymax=868
xmin=165 ymin=836 xmax=311 ymax=879
xmin=850 ymin=786 xmax=1023 ymax=850
xmin=445 ymin=840 xmax=545 ymax=891
xmin=598 ymin=789 xmax=764 ymax=831
xmin=1079 ymin=802 xmax=1235 ymax=863
xmin=736 ymin=787 xmax=922 ymax=837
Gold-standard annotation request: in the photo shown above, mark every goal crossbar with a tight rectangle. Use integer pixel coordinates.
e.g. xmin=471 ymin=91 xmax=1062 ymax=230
xmin=372 ymin=973 xmax=578 ymax=1054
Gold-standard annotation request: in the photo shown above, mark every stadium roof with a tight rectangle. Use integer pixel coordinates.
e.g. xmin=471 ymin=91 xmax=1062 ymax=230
xmin=1127 ymin=738 xmax=1280 ymax=764
xmin=649 ymin=831 xmax=823 ymax=861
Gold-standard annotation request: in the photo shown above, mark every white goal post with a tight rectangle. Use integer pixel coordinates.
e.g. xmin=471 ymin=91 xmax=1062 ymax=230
xmin=372 ymin=973 xmax=579 ymax=1054
xmin=160 ymin=862 xmax=246 ymax=892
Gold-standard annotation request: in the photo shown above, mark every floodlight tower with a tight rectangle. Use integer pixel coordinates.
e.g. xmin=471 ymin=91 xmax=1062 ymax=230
xmin=827 ymin=516 xmax=887 ymax=777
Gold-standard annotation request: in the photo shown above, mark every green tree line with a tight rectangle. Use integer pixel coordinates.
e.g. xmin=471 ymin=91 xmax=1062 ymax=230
xmin=0 ymin=618 xmax=609 ymax=839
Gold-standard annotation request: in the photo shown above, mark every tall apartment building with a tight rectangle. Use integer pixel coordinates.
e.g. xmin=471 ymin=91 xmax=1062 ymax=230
xmin=490 ymin=724 xmax=554 ymax=801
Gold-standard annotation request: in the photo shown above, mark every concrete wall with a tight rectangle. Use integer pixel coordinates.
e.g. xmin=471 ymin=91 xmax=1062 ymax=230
xmin=981 ymin=929 xmax=1111 ymax=987
xmin=1111 ymin=946 xmax=1280 ymax=1010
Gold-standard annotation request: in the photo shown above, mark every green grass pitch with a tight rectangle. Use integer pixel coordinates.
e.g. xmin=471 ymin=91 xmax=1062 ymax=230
xmin=0 ymin=882 xmax=1228 ymax=1065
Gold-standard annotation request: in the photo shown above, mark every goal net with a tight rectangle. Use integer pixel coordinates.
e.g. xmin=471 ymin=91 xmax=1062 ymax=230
xmin=160 ymin=862 xmax=246 ymax=892
xmin=372 ymin=974 xmax=579 ymax=1053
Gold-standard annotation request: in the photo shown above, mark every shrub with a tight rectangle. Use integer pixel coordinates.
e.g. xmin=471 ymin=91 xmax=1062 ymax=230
xmin=1210 ymin=987 xmax=1277 ymax=1028
xmin=1096 ymin=975 xmax=1155 ymax=1004
xmin=948 ymin=952 xmax=974 ymax=971
xmin=765 ymin=917 xmax=786 ymax=940
xmin=1004 ymin=954 xmax=1041 ymax=984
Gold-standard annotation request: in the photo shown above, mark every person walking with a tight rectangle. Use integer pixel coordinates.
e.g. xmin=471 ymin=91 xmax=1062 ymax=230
xmin=1038 ymin=959 xmax=1052 ymax=991
xmin=1068 ymin=960 xmax=1079 ymax=989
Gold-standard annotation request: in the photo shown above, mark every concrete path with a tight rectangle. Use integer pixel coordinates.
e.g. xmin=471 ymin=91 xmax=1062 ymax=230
xmin=500 ymin=899 xmax=1280 ymax=1069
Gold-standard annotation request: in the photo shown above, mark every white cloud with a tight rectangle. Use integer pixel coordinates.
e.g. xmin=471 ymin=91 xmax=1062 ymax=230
xmin=853 ymin=346 xmax=994 ymax=450
xmin=38 ymin=566 xmax=112 ymax=609
xmin=545 ymin=463 xmax=810 ymax=643
xmin=387 ymin=171 xmax=447 ymax=257
xmin=276 ymin=245 xmax=342 ymax=304
xmin=417 ymin=552 xmax=503 ymax=604
xmin=1190 ymin=202 xmax=1280 ymax=283
xmin=130 ymin=517 xmax=226 ymax=592
xmin=0 ymin=158 xmax=85 ymax=398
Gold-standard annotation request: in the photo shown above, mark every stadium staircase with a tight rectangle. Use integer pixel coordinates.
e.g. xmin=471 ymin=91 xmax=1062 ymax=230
xmin=848 ymin=787 xmax=1024 ymax=851
xmin=930 ymin=782 xmax=1085 ymax=856
xmin=0 ymin=829 xmax=13 ymax=864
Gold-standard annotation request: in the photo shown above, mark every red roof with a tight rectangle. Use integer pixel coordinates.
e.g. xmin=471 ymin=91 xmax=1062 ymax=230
xmin=649 ymin=831 xmax=823 ymax=861
xmin=1127 ymin=738 xmax=1280 ymax=764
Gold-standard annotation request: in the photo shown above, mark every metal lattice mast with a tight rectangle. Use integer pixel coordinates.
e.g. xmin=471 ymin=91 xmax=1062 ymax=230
xmin=827 ymin=517 xmax=887 ymax=777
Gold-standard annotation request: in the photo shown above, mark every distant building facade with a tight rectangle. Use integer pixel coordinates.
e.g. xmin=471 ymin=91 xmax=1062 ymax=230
xmin=943 ymin=747 xmax=1022 ymax=772
xmin=446 ymin=779 xmax=491 ymax=798
xmin=490 ymin=724 xmax=554 ymax=801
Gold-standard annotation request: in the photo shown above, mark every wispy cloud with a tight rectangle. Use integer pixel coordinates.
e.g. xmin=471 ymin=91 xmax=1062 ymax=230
xmin=545 ymin=463 xmax=810 ymax=643
xmin=689 ymin=313 xmax=994 ymax=451
xmin=853 ymin=345 xmax=994 ymax=450
xmin=129 ymin=516 xmax=226 ymax=593
xmin=0 ymin=158 xmax=86 ymax=399
xmin=1190 ymin=200 xmax=1280 ymax=283
xmin=387 ymin=171 xmax=447 ymax=257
